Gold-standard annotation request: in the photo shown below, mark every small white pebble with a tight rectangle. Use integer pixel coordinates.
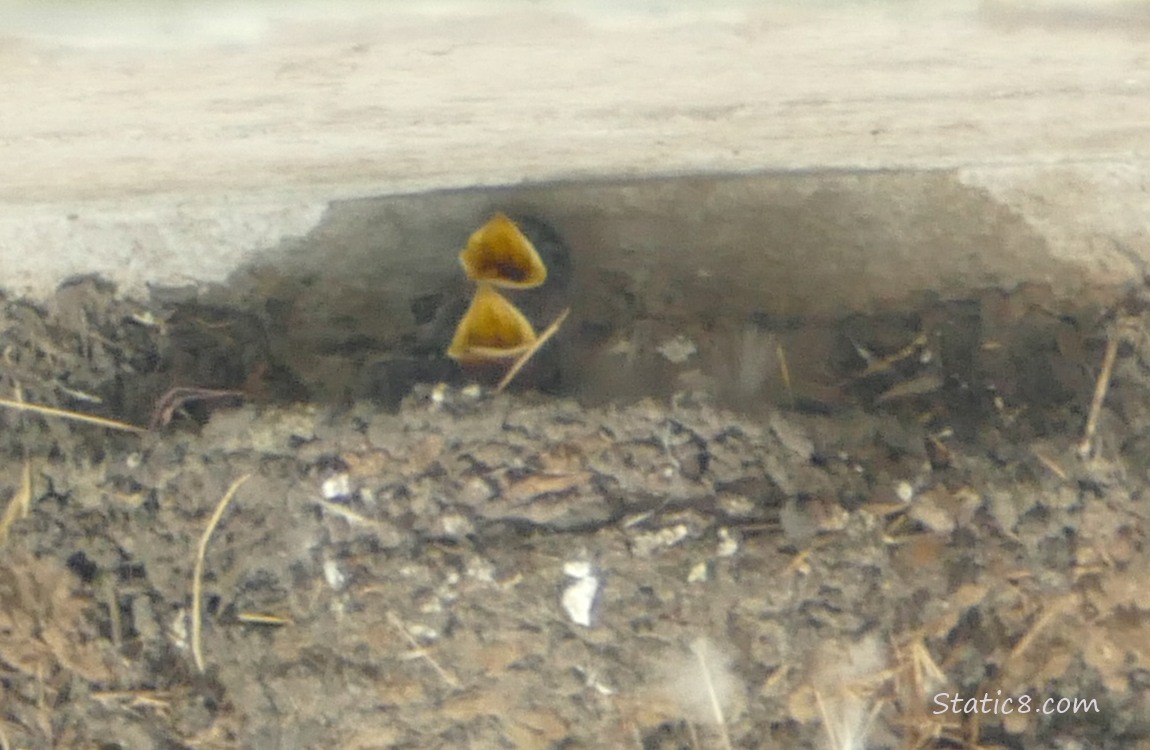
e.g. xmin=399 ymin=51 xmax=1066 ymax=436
xmin=430 ymin=382 xmax=447 ymax=404
xmin=687 ymin=560 xmax=709 ymax=583
xmin=562 ymin=575 xmax=600 ymax=628
xmin=716 ymin=528 xmax=739 ymax=558
xmin=896 ymin=480 xmax=914 ymax=504
xmin=321 ymin=473 xmax=352 ymax=500
xmin=323 ymin=559 xmax=346 ymax=590
xmin=407 ymin=623 xmax=439 ymax=642
xmin=461 ymin=383 xmax=482 ymax=399
xmin=439 ymin=513 xmax=475 ymax=538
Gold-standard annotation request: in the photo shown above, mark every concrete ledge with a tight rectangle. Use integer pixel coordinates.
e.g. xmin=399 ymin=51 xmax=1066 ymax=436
xmin=3 ymin=4 xmax=1149 ymax=203
xmin=1 ymin=3 xmax=1148 ymax=336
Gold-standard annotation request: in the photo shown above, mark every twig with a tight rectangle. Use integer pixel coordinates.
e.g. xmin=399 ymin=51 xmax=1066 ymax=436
xmin=776 ymin=341 xmax=794 ymax=405
xmin=386 ymin=611 xmax=459 ymax=688
xmin=0 ymin=396 xmax=145 ymax=434
xmin=495 ymin=308 xmax=570 ymax=393
xmin=192 ymin=473 xmax=252 ymax=672
xmin=1032 ymin=448 xmax=1068 ymax=481
xmin=0 ymin=458 xmax=32 ymax=547
xmin=150 ymin=386 xmax=246 ymax=430
xmin=1007 ymin=595 xmax=1073 ymax=664
xmin=1078 ymin=334 xmax=1119 ymax=458
xmin=851 ymin=332 xmax=929 ymax=379
xmin=236 ymin=612 xmax=293 ymax=626
xmin=315 ymin=498 xmax=388 ymax=529
xmin=91 ymin=690 xmax=173 ymax=711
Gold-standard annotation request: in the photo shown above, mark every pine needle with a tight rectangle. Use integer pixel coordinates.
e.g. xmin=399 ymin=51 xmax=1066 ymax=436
xmin=0 ymin=396 xmax=146 ymax=434
xmin=192 ymin=473 xmax=252 ymax=673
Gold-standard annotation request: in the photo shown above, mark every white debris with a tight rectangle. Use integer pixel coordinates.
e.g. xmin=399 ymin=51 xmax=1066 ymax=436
xmin=808 ymin=635 xmax=887 ymax=750
xmin=419 ymin=597 xmax=444 ymax=614
xmin=561 ymin=561 xmax=600 ymax=628
xmin=563 ymin=560 xmax=594 ymax=579
xmin=895 ymin=480 xmax=915 ymax=504
xmin=406 ymin=622 xmax=439 ymax=642
xmin=169 ymin=609 xmax=189 ymax=652
xmin=575 ymin=665 xmax=617 ymax=696
xmin=465 ymin=556 xmax=496 ymax=584
xmin=323 ymin=558 xmax=346 ymax=590
xmin=607 ymin=337 xmax=635 ymax=356
xmin=129 ymin=311 xmax=159 ymax=327
xmin=459 ymin=477 xmax=494 ymax=504
xmin=657 ymin=335 xmax=698 ymax=364
xmin=664 ymin=638 xmax=739 ymax=727
xmin=321 ymin=473 xmax=352 ymax=500
xmin=438 ymin=513 xmax=475 ymax=539
xmin=687 ymin=560 xmax=710 ymax=583
xmin=630 ymin=524 xmax=690 ymax=557
xmin=716 ymin=528 xmax=739 ymax=557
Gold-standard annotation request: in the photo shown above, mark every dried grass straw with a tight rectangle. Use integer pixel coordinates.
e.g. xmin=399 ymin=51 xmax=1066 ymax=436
xmin=192 ymin=473 xmax=253 ymax=672
xmin=0 ymin=396 xmax=146 ymax=434
xmin=495 ymin=308 xmax=570 ymax=393
xmin=0 ymin=458 xmax=32 ymax=547
xmin=1078 ymin=333 xmax=1119 ymax=458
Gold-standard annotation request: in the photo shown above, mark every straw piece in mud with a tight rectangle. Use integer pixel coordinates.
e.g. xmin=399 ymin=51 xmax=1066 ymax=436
xmin=0 ymin=459 xmax=32 ymax=547
xmin=191 ymin=473 xmax=252 ymax=673
xmin=1078 ymin=333 xmax=1119 ymax=459
xmin=495 ymin=307 xmax=570 ymax=393
xmin=0 ymin=396 xmax=146 ymax=434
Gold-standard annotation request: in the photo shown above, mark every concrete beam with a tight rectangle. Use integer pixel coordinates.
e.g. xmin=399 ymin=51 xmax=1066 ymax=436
xmin=1 ymin=2 xmax=1147 ymax=317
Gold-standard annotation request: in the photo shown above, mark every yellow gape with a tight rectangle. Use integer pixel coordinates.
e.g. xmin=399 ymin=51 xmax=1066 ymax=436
xmin=458 ymin=212 xmax=547 ymax=289
xmin=448 ymin=214 xmax=568 ymax=391
xmin=446 ymin=282 xmax=538 ymax=363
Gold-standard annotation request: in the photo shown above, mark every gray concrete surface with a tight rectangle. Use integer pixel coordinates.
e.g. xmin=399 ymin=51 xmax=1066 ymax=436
xmin=1 ymin=1 xmax=1148 ymax=315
